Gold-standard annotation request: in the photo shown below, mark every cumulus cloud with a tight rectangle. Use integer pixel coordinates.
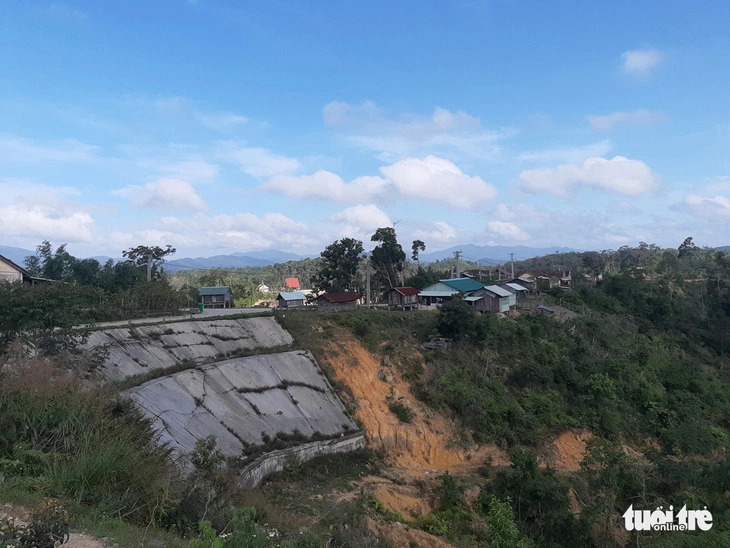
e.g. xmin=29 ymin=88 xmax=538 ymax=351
xmin=0 ymin=181 xmax=95 ymax=242
xmin=115 ymin=178 xmax=208 ymax=211
xmin=621 ymin=49 xmax=663 ymax=74
xmin=520 ymin=156 xmax=660 ymax=196
xmin=323 ymin=101 xmax=507 ymax=161
xmin=328 ymin=204 xmax=393 ymax=241
xmin=381 ymin=156 xmax=497 ymax=207
xmin=262 ymin=156 xmax=497 ymax=209
xmin=587 ymin=109 xmax=666 ymax=130
xmin=412 ymin=221 xmax=457 ymax=244
xmin=263 ymin=172 xmax=387 ymax=202
xmin=330 ymin=205 xmax=392 ymax=232
xmin=0 ymin=205 xmax=94 ymax=242
xmin=219 ymin=144 xmax=300 ymax=177
xmin=680 ymin=193 xmax=730 ymax=220
xmin=486 ymin=220 xmax=530 ymax=242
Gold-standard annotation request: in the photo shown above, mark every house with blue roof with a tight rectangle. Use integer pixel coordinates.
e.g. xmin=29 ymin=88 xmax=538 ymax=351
xmin=276 ymin=291 xmax=306 ymax=309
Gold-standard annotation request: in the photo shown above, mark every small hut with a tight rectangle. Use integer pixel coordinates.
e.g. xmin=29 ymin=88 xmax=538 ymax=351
xmin=199 ymin=286 xmax=232 ymax=308
xmin=276 ymin=291 xmax=306 ymax=309
xmin=386 ymin=287 xmax=420 ymax=310
xmin=317 ymin=292 xmax=360 ymax=311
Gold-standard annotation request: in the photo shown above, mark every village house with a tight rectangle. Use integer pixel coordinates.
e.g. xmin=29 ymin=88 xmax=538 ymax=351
xmin=276 ymin=291 xmax=306 ymax=309
xmin=257 ymin=282 xmax=271 ymax=294
xmin=467 ymin=284 xmax=513 ymax=313
xmin=317 ymin=292 xmax=360 ymax=311
xmin=501 ymin=282 xmax=528 ymax=307
xmin=419 ymin=278 xmax=485 ymax=306
xmin=284 ymin=277 xmax=301 ymax=290
xmin=0 ymin=254 xmax=48 ymax=285
xmin=199 ymin=286 xmax=232 ymax=308
xmin=385 ymin=286 xmax=420 ymax=310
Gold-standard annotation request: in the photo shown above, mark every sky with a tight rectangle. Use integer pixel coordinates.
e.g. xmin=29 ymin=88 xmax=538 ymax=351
xmin=1 ymin=1 xmax=729 ymax=259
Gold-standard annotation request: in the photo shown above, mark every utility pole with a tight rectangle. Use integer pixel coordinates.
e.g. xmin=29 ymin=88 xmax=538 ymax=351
xmin=365 ymin=257 xmax=370 ymax=309
xmin=366 ymin=257 xmax=371 ymax=308
xmin=453 ymin=250 xmax=462 ymax=278
xmin=510 ymin=252 xmax=515 ymax=279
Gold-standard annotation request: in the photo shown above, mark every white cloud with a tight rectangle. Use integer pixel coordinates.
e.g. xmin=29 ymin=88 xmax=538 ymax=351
xmin=115 ymin=178 xmax=208 ymax=211
xmin=262 ymin=156 xmax=497 ymax=209
xmin=329 ymin=204 xmax=392 ymax=242
xmin=621 ymin=49 xmax=663 ymax=74
xmin=330 ymin=205 xmax=392 ymax=233
xmin=587 ymin=109 xmax=666 ymax=130
xmin=486 ymin=220 xmax=530 ymax=242
xmin=323 ymin=101 xmax=507 ymax=161
xmin=0 ymin=180 xmax=95 ymax=242
xmin=220 ymin=144 xmax=300 ymax=177
xmin=0 ymin=136 xmax=98 ymax=163
xmin=519 ymin=141 xmax=612 ymax=164
xmin=381 ymin=156 xmax=497 ymax=207
xmin=680 ymin=193 xmax=730 ymax=219
xmin=0 ymin=205 xmax=94 ymax=242
xmin=520 ymin=156 xmax=660 ymax=196
xmin=263 ymin=171 xmax=387 ymax=202
xmin=412 ymin=221 xmax=457 ymax=244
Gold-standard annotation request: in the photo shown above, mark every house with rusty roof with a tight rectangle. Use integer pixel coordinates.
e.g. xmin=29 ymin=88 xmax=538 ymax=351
xmin=419 ymin=278 xmax=485 ymax=306
xmin=317 ymin=291 xmax=360 ymax=311
xmin=386 ymin=286 xmax=420 ymax=310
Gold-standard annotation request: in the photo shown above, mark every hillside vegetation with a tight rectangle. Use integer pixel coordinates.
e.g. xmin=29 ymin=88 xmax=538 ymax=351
xmin=2 ymin=243 xmax=729 ymax=547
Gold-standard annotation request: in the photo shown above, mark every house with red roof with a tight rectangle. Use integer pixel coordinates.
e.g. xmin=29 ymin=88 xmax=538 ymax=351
xmin=284 ymin=277 xmax=300 ymax=290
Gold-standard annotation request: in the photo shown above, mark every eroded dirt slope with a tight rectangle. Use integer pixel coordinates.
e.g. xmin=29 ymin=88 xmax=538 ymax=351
xmin=319 ymin=332 xmax=509 ymax=472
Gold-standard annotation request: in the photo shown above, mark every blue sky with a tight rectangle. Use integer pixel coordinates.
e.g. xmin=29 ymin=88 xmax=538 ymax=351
xmin=1 ymin=1 xmax=729 ymax=258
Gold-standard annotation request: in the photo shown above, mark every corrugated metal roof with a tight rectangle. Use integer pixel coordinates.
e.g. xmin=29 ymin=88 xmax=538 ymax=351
xmin=464 ymin=296 xmax=482 ymax=302
xmin=419 ymin=290 xmax=457 ymax=298
xmin=285 ymin=277 xmax=300 ymax=289
xmin=485 ymin=285 xmax=512 ymax=297
xmin=318 ymin=292 xmax=360 ymax=303
xmin=440 ymin=278 xmax=485 ymax=292
xmin=199 ymin=286 xmax=231 ymax=296
xmin=277 ymin=291 xmax=306 ymax=301
xmin=504 ymin=282 xmax=528 ymax=292
xmin=391 ymin=286 xmax=420 ymax=296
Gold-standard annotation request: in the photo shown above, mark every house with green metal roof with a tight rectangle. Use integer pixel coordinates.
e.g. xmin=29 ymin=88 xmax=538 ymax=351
xmin=419 ymin=278 xmax=485 ymax=306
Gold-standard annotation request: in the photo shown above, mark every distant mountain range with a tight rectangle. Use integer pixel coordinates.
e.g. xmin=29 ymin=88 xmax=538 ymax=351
xmin=165 ymin=250 xmax=313 ymax=271
xmin=3 ymin=244 xmax=729 ymax=273
xmin=419 ymin=244 xmax=581 ymax=265
xmin=0 ymin=246 xmax=34 ymax=266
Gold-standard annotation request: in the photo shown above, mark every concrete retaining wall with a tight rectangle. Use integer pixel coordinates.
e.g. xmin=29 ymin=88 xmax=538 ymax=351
xmin=237 ymin=432 xmax=367 ymax=489
xmin=122 ymin=351 xmax=359 ymax=457
xmin=85 ymin=316 xmax=293 ymax=381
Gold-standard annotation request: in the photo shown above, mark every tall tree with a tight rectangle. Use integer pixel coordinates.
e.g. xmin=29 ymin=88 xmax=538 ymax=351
xmin=122 ymin=244 xmax=176 ymax=282
xmin=411 ymin=239 xmax=426 ymax=266
xmin=371 ymin=227 xmax=406 ymax=290
xmin=314 ymin=238 xmax=364 ymax=292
